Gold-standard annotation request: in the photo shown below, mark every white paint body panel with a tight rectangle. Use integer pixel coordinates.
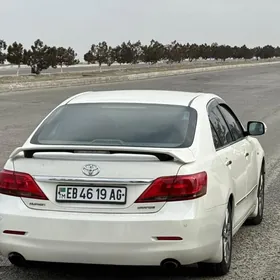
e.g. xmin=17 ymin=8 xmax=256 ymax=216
xmin=0 ymin=90 xmax=265 ymax=266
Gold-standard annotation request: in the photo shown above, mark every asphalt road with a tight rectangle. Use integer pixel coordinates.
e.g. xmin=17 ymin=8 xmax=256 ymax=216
xmin=1 ymin=64 xmax=280 ymax=279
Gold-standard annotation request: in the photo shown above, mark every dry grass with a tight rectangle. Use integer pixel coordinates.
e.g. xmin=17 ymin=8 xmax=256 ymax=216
xmin=0 ymin=59 xmax=276 ymax=85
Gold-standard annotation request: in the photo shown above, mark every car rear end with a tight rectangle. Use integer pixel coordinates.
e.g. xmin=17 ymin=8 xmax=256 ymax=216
xmin=0 ymin=100 xmax=223 ymax=266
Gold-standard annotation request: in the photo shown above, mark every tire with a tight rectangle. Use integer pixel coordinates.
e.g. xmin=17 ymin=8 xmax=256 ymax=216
xmin=198 ymin=202 xmax=233 ymax=276
xmin=246 ymin=167 xmax=265 ymax=226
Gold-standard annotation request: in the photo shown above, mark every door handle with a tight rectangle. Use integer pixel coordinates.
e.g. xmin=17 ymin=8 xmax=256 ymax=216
xmin=245 ymin=152 xmax=249 ymax=157
xmin=226 ymin=160 xmax=232 ymax=166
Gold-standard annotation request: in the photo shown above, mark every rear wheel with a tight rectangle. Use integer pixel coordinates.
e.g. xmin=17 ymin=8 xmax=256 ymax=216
xmin=198 ymin=202 xmax=233 ymax=276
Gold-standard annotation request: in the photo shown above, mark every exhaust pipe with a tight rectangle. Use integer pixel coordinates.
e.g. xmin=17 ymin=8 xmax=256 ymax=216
xmin=8 ymin=252 xmax=27 ymax=267
xmin=160 ymin=258 xmax=181 ymax=269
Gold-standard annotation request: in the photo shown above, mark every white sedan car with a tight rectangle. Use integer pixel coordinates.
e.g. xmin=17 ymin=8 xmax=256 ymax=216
xmin=0 ymin=90 xmax=266 ymax=276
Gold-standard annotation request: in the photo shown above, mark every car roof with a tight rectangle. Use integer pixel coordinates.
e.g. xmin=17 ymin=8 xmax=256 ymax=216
xmin=66 ymin=90 xmax=219 ymax=107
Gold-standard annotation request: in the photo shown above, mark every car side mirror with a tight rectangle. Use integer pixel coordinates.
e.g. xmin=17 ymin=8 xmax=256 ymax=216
xmin=247 ymin=121 xmax=267 ymax=136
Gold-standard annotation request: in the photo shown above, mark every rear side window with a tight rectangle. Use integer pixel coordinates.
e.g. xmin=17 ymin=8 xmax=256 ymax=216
xmin=210 ymin=123 xmax=222 ymax=149
xmin=209 ymin=106 xmax=233 ymax=147
xmin=30 ymin=103 xmax=198 ymax=148
xmin=218 ymin=104 xmax=244 ymax=141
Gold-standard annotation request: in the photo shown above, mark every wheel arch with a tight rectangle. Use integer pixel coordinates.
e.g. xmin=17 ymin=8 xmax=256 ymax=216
xmin=205 ymin=194 xmax=234 ymax=264
xmin=261 ymin=157 xmax=265 ymax=173
xmin=228 ymin=193 xmax=234 ymax=220
xmin=258 ymin=156 xmax=265 ymax=188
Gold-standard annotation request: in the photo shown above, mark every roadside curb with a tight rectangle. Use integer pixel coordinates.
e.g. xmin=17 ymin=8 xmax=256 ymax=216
xmin=0 ymin=60 xmax=280 ymax=93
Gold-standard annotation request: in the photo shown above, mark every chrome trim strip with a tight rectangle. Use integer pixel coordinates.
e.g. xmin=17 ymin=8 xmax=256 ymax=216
xmin=236 ymin=184 xmax=258 ymax=206
xmin=33 ymin=175 xmax=153 ymax=185
xmin=236 ymin=196 xmax=246 ymax=206
xmin=247 ymin=184 xmax=258 ymax=197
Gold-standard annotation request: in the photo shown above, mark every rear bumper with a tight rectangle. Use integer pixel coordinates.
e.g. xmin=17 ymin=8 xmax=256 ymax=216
xmin=0 ymin=195 xmax=226 ymax=266
xmin=0 ymin=237 xmax=219 ymax=266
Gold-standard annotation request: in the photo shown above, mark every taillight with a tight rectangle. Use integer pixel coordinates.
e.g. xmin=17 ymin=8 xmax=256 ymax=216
xmin=135 ymin=172 xmax=207 ymax=203
xmin=0 ymin=169 xmax=48 ymax=200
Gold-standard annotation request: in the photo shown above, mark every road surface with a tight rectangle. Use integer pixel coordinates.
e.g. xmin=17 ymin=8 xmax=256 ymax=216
xmin=0 ymin=64 xmax=280 ymax=279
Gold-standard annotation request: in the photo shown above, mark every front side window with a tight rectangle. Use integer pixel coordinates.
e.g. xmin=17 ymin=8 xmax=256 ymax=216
xmin=30 ymin=103 xmax=198 ymax=148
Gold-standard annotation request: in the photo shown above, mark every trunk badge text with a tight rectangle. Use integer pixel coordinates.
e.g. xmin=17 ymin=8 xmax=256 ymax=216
xmin=82 ymin=164 xmax=100 ymax=176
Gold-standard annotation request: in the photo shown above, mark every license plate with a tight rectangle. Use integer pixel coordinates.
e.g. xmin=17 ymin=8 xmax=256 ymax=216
xmin=55 ymin=185 xmax=127 ymax=204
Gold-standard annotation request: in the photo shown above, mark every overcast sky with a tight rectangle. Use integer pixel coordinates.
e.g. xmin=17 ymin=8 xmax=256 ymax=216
xmin=1 ymin=0 xmax=279 ymax=59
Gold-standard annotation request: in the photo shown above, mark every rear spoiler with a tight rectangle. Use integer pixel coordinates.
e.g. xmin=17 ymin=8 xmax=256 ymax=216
xmin=9 ymin=145 xmax=196 ymax=163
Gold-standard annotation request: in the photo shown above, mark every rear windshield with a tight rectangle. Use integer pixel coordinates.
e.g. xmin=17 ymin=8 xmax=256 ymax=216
xmin=30 ymin=103 xmax=197 ymax=148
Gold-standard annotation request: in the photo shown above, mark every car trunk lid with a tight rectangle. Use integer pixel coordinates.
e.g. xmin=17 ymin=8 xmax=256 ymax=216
xmin=10 ymin=146 xmax=195 ymax=214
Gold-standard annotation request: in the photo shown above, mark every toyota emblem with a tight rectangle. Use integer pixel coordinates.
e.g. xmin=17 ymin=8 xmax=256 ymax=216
xmin=82 ymin=164 xmax=100 ymax=176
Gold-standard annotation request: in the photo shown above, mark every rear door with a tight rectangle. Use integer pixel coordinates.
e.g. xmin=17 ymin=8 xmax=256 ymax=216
xmin=208 ymin=101 xmax=248 ymax=227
